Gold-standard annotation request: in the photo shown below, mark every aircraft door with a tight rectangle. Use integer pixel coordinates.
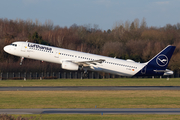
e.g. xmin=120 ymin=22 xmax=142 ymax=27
xmin=21 ymin=43 xmax=27 ymax=52
xmin=54 ymin=49 xmax=60 ymax=58
xmin=21 ymin=42 xmax=30 ymax=57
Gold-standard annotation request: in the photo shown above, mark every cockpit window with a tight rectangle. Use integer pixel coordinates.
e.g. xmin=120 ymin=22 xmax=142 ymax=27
xmin=10 ymin=44 xmax=17 ymax=47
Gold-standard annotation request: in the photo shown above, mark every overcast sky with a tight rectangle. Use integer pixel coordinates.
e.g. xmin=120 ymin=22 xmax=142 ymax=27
xmin=0 ymin=0 xmax=179 ymax=30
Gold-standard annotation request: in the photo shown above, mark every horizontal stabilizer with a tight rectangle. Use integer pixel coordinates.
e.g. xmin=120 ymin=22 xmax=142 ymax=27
xmin=154 ymin=69 xmax=173 ymax=75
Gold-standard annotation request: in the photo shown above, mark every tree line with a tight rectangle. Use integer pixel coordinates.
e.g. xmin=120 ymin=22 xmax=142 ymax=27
xmin=0 ymin=18 xmax=180 ymax=73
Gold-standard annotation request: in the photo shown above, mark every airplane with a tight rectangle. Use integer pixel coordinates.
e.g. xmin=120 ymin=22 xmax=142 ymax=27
xmin=3 ymin=41 xmax=176 ymax=77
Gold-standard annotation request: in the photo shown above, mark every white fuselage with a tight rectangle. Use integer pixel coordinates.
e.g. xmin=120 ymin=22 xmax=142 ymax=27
xmin=4 ymin=41 xmax=146 ymax=76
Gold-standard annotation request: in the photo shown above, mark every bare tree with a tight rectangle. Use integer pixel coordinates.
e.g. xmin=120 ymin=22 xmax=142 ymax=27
xmin=134 ymin=18 xmax=139 ymax=30
xmin=124 ymin=20 xmax=130 ymax=31
xmin=140 ymin=17 xmax=147 ymax=30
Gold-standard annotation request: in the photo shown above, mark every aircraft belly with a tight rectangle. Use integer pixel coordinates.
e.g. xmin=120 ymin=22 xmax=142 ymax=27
xmin=93 ymin=65 xmax=134 ymax=77
xmin=102 ymin=68 xmax=133 ymax=76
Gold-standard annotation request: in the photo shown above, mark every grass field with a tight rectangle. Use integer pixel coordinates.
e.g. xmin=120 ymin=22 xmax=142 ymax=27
xmin=12 ymin=114 xmax=180 ymax=120
xmin=1 ymin=90 xmax=180 ymax=109
xmin=1 ymin=78 xmax=180 ymax=120
xmin=0 ymin=78 xmax=180 ymax=86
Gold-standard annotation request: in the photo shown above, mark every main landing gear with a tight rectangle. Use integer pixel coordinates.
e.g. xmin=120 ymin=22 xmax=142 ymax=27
xmin=79 ymin=66 xmax=88 ymax=79
xmin=83 ymin=70 xmax=88 ymax=78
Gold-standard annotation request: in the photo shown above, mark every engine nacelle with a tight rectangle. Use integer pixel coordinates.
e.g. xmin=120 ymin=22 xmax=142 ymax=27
xmin=62 ymin=61 xmax=79 ymax=70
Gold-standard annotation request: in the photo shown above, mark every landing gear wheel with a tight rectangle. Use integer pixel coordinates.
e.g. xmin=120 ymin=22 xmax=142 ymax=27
xmin=83 ymin=71 xmax=88 ymax=79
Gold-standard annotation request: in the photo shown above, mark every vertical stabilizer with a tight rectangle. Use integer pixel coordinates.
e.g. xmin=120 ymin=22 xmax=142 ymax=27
xmin=135 ymin=45 xmax=176 ymax=76
xmin=146 ymin=45 xmax=176 ymax=70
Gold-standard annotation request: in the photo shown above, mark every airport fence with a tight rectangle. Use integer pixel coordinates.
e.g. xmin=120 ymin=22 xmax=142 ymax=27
xmin=0 ymin=71 xmax=177 ymax=80
xmin=0 ymin=71 xmax=123 ymax=80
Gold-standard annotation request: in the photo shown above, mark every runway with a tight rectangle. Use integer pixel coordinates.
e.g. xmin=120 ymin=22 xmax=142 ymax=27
xmin=0 ymin=86 xmax=180 ymax=91
xmin=0 ymin=108 xmax=180 ymax=114
xmin=1 ymin=86 xmax=180 ymax=115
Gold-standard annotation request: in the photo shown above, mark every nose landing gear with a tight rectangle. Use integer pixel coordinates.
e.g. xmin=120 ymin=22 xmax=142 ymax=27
xmin=20 ymin=57 xmax=24 ymax=65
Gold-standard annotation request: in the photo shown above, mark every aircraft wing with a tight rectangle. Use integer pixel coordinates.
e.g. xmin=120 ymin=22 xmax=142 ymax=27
xmin=73 ymin=59 xmax=105 ymax=66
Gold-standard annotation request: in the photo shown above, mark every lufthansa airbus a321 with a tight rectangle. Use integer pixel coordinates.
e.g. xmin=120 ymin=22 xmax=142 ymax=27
xmin=3 ymin=41 xmax=176 ymax=77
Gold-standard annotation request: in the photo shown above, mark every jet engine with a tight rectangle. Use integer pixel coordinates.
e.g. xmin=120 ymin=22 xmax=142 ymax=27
xmin=62 ymin=61 xmax=79 ymax=70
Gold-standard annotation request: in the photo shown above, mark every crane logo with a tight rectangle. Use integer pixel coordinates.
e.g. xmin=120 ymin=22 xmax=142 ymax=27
xmin=156 ymin=54 xmax=168 ymax=67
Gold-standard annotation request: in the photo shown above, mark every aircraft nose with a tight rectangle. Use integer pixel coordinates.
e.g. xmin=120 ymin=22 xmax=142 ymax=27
xmin=3 ymin=46 xmax=10 ymax=53
xmin=3 ymin=46 xmax=8 ymax=52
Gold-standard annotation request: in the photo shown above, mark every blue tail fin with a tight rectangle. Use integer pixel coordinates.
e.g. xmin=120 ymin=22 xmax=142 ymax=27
xmin=134 ymin=45 xmax=176 ymax=76
xmin=147 ymin=45 xmax=176 ymax=70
